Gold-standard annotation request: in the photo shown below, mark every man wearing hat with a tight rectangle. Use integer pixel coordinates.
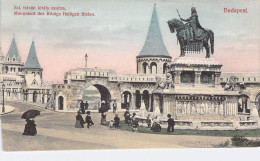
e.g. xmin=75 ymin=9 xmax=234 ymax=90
xmin=167 ymin=114 xmax=175 ymax=132
xmin=114 ymin=113 xmax=120 ymax=129
xmin=85 ymin=111 xmax=94 ymax=129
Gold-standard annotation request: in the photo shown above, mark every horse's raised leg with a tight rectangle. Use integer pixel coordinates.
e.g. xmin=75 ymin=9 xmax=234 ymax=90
xmin=204 ymin=41 xmax=210 ymax=58
xmin=179 ymin=39 xmax=185 ymax=57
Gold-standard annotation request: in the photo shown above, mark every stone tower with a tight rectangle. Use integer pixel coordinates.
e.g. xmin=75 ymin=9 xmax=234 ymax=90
xmin=85 ymin=53 xmax=88 ymax=68
xmin=4 ymin=36 xmax=24 ymax=74
xmin=136 ymin=5 xmax=172 ymax=75
xmin=24 ymin=40 xmax=43 ymax=83
xmin=0 ymin=47 xmax=4 ymax=74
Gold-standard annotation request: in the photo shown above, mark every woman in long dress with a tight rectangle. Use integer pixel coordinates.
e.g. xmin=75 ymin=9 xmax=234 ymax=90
xmin=75 ymin=111 xmax=85 ymax=128
xmin=23 ymin=118 xmax=37 ymax=136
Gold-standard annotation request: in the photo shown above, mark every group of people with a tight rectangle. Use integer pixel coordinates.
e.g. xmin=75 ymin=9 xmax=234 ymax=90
xmin=123 ymin=109 xmax=139 ymax=132
xmin=75 ymin=101 xmax=175 ymax=133
xmin=148 ymin=114 xmax=175 ymax=133
xmin=123 ymin=109 xmax=175 ymax=133
xmin=79 ymin=100 xmax=89 ymax=114
xmin=75 ymin=111 xmax=94 ymax=129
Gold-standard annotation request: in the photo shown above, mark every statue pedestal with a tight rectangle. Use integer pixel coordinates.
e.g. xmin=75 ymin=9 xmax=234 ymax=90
xmin=169 ymin=57 xmax=222 ymax=85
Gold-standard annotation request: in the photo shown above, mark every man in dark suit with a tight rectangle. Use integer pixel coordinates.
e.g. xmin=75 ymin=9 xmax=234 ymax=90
xmin=80 ymin=100 xmax=85 ymax=114
xmin=85 ymin=111 xmax=94 ymax=129
xmin=84 ymin=101 xmax=89 ymax=110
xmin=114 ymin=114 xmax=120 ymax=129
xmin=167 ymin=114 xmax=175 ymax=132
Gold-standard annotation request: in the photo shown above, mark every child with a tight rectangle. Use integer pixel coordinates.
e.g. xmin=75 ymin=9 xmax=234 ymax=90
xmin=114 ymin=114 xmax=120 ymax=129
xmin=108 ymin=120 xmax=114 ymax=129
xmin=167 ymin=114 xmax=175 ymax=132
xmin=146 ymin=114 xmax=152 ymax=128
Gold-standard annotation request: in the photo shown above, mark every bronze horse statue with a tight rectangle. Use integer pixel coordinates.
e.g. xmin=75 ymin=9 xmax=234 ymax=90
xmin=167 ymin=18 xmax=214 ymax=58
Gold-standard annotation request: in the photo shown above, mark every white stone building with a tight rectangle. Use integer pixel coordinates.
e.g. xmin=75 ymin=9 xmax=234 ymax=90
xmin=0 ymin=37 xmax=51 ymax=104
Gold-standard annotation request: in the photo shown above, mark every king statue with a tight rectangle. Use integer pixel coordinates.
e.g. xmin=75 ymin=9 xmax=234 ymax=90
xmin=168 ymin=6 xmax=214 ymax=58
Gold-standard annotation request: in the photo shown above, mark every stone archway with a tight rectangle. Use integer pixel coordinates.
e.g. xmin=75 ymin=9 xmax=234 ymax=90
xmin=238 ymin=95 xmax=250 ymax=114
xmin=143 ymin=90 xmax=150 ymax=111
xmin=142 ymin=62 xmax=148 ymax=74
xmin=135 ymin=90 xmax=141 ymax=109
xmin=77 ymin=80 xmax=116 ymax=110
xmin=33 ymin=91 xmax=37 ymax=102
xmin=121 ymin=91 xmax=132 ymax=109
xmin=58 ymin=96 xmax=64 ymax=110
xmin=255 ymin=93 xmax=260 ymax=116
xmin=150 ymin=62 xmax=157 ymax=74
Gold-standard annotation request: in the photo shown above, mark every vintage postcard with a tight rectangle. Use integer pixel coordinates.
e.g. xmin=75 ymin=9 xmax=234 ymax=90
xmin=0 ymin=0 xmax=259 ymax=154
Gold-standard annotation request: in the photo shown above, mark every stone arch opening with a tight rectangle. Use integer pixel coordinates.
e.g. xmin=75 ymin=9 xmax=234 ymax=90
xmin=58 ymin=96 xmax=64 ymax=110
xmin=135 ymin=90 xmax=141 ymax=109
xmin=163 ymin=63 xmax=167 ymax=74
xmin=80 ymin=84 xmax=112 ymax=110
xmin=150 ymin=62 xmax=157 ymax=74
xmin=121 ymin=91 xmax=132 ymax=109
xmin=142 ymin=62 xmax=148 ymax=74
xmin=238 ymin=95 xmax=250 ymax=114
xmin=143 ymin=90 xmax=150 ymax=111
xmin=33 ymin=91 xmax=37 ymax=102
xmin=255 ymin=93 xmax=260 ymax=116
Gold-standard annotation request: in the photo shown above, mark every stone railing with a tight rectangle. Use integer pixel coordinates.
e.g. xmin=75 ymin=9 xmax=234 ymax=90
xmin=136 ymin=117 xmax=259 ymax=130
xmin=108 ymin=74 xmax=161 ymax=83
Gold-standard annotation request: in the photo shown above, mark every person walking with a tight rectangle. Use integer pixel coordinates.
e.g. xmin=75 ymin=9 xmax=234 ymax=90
xmin=113 ymin=100 xmax=117 ymax=113
xmin=167 ymin=114 xmax=175 ymax=132
xmin=85 ymin=111 xmax=94 ymax=129
xmin=100 ymin=112 xmax=107 ymax=125
xmin=114 ymin=114 xmax=120 ymax=129
xmin=75 ymin=111 xmax=85 ymax=128
xmin=23 ymin=118 xmax=37 ymax=136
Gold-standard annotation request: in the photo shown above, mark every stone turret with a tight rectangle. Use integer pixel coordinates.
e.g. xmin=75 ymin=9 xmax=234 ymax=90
xmin=136 ymin=4 xmax=171 ymax=75
xmin=4 ymin=36 xmax=24 ymax=74
xmin=24 ymin=40 xmax=43 ymax=84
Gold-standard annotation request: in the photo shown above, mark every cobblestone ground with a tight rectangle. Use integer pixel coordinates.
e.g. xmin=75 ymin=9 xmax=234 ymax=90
xmin=1 ymin=101 xmax=229 ymax=151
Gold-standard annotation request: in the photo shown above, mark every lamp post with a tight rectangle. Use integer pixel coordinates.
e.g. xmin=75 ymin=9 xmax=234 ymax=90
xmin=2 ymin=83 xmax=5 ymax=113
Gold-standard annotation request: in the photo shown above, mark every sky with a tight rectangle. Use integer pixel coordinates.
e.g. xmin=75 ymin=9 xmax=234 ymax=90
xmin=0 ymin=0 xmax=259 ymax=83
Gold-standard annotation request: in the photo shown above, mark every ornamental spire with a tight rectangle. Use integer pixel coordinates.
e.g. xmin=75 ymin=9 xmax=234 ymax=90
xmin=137 ymin=4 xmax=171 ymax=58
xmin=24 ymin=40 xmax=41 ymax=69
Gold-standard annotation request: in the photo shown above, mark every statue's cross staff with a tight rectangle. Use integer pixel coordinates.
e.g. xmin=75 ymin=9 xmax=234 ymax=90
xmin=176 ymin=9 xmax=181 ymax=18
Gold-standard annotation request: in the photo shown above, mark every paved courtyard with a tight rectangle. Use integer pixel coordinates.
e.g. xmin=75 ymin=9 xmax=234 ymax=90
xmin=1 ymin=101 xmax=231 ymax=151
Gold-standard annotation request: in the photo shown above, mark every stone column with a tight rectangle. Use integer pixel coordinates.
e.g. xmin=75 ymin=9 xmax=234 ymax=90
xmin=214 ymin=72 xmax=221 ymax=85
xmin=173 ymin=71 xmax=181 ymax=84
xmin=242 ymin=98 xmax=247 ymax=113
xmin=153 ymin=94 xmax=160 ymax=110
xmin=149 ymin=94 xmax=152 ymax=111
xmin=132 ymin=93 xmax=136 ymax=109
xmin=194 ymin=71 xmax=202 ymax=84
xmin=163 ymin=96 xmax=170 ymax=116
xmin=148 ymin=66 xmax=151 ymax=74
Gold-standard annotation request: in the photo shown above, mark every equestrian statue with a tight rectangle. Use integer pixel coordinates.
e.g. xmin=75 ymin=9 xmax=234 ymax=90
xmin=167 ymin=6 xmax=214 ymax=58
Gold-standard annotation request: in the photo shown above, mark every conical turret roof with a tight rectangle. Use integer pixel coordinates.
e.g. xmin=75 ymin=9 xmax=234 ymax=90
xmin=24 ymin=40 xmax=41 ymax=69
xmin=137 ymin=5 xmax=171 ymax=58
xmin=6 ymin=37 xmax=21 ymax=60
